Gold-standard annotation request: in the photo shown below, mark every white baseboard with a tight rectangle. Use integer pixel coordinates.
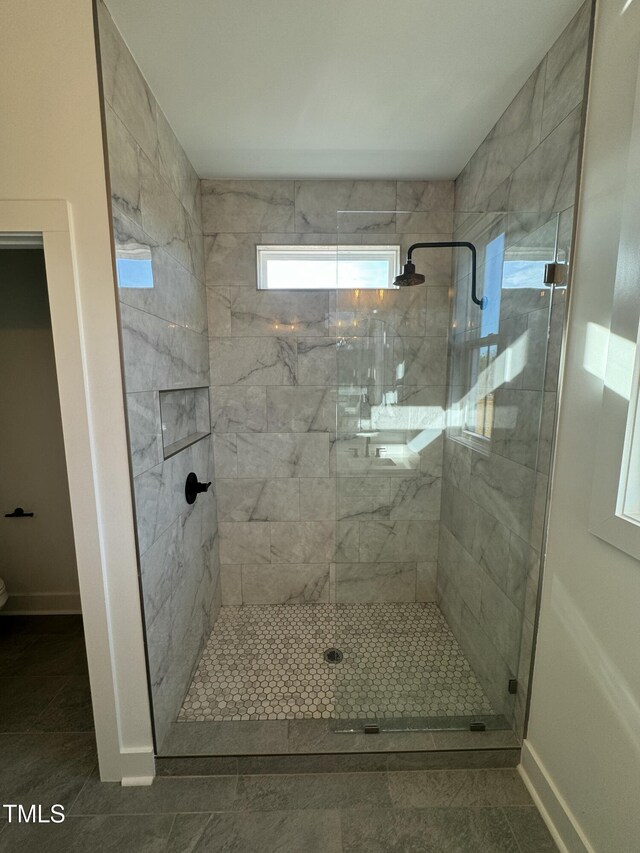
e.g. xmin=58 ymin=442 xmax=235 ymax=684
xmin=519 ymin=740 xmax=595 ymax=853
xmin=0 ymin=592 xmax=82 ymax=614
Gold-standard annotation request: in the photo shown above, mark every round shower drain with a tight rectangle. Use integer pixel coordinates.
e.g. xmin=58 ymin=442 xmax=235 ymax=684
xmin=323 ymin=648 xmax=344 ymax=664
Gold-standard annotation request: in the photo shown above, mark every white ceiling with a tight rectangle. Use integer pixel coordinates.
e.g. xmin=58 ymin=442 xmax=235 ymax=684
xmin=105 ymin=0 xmax=584 ymax=180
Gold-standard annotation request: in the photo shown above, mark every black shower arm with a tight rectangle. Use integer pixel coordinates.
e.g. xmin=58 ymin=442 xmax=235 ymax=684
xmin=406 ymin=241 xmax=486 ymax=309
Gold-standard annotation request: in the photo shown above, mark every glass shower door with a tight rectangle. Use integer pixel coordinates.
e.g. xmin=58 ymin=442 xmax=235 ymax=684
xmin=330 ymin=209 xmax=561 ymax=734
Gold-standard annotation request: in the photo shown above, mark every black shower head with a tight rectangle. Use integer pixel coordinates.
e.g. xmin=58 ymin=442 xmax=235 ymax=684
xmin=393 ymin=260 xmax=426 ymax=287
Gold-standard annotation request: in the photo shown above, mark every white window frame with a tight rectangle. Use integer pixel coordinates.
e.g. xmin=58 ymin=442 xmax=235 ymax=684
xmin=589 ymin=50 xmax=640 ymax=560
xmin=256 ymin=244 xmax=400 ymax=291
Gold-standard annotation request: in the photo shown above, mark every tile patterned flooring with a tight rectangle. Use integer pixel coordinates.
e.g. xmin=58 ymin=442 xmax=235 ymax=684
xmin=179 ymin=603 xmax=494 ymax=723
xmin=0 ymin=615 xmax=558 ymax=852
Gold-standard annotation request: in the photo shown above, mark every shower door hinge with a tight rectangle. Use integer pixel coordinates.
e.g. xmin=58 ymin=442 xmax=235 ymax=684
xmin=543 ymin=262 xmax=566 ymax=286
xmin=508 ymin=678 xmax=518 ymax=695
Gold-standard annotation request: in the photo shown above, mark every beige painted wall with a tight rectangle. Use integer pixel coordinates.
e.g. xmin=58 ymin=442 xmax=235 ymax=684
xmin=0 ymin=0 xmax=154 ymax=779
xmin=525 ymin=0 xmax=640 ymax=850
xmin=0 ymin=249 xmax=79 ymax=612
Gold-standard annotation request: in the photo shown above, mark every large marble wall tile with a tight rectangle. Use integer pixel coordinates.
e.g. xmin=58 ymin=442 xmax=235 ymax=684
xmin=388 ymin=475 xmax=441 ymax=521
xmin=469 ymin=453 xmax=536 ymax=543
xmin=297 ymin=338 xmax=338 ymax=385
xmin=120 ymin=304 xmax=209 ymax=393
xmin=395 ymin=211 xmax=453 ymax=235
xmin=266 ymin=387 xmax=336 ymax=432
xmin=204 ymin=233 xmax=260 ymax=287
xmin=97 ymin=1 xmax=157 ymax=163
xmin=438 ymin=525 xmax=482 ymax=619
xmin=212 ymin=434 xmax=238 ymax=477
xmin=217 ymin=478 xmax=299 ymax=522
xmin=335 ymin=520 xmax=359 ymax=562
xmin=242 ymin=563 xmax=329 ymax=605
xmin=479 ymin=573 xmax=523 ymax=674
xmin=156 ymin=107 xmax=200 ymax=226
xmin=425 ymin=287 xmax=451 ymax=336
xmin=335 ymin=562 xmax=417 ymax=603
xmin=126 ymin=391 xmax=162 ymax=476
xmin=294 ymin=181 xmax=396 ymax=233
xmin=236 ymin=433 xmax=329 ymax=478
xmin=270 ymin=521 xmax=336 ymax=563
xmin=299 ymin=477 xmax=336 ymax=520
xmin=133 ymin=438 xmax=211 ymax=554
xmin=359 ymin=519 xmax=439 ymax=562
xmin=508 ymin=105 xmax=582 ymax=217
xmin=491 ymin=388 xmax=543 ymax=469
xmin=416 ymin=561 xmax=437 ymax=601
xmin=210 ymin=387 xmax=267 ymax=433
xmin=220 ymin=564 xmax=242 ymax=605
xmin=219 ymin=521 xmax=271 ymax=564
xmin=443 ymin=438 xmax=471 ymax=492
xmin=455 ymin=63 xmax=545 ymax=213
xmin=139 ymin=514 xmax=180 ymax=629
xmin=201 ymin=180 xmax=295 ymax=233
xmin=541 ymin=1 xmax=591 ymax=138
xmin=394 ymin=337 xmax=448 ymax=386
xmin=209 ymin=337 xmax=296 ymax=386
xmin=334 ymin=288 xmax=427 ymax=337
xmin=113 ymin=208 xmax=207 ymax=334
xmin=105 ymin=106 xmax=142 ymax=225
xmin=396 ymin=181 xmax=454 ymax=213
xmin=229 ymin=289 xmax=329 ymax=336
xmin=139 ymin=154 xmax=193 ymax=274
xmin=206 ymin=286 xmax=231 ymax=337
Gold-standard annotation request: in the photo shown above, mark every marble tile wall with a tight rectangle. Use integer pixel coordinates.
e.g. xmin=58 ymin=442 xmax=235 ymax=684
xmin=441 ymin=2 xmax=591 ymax=730
xmin=97 ymin=2 xmax=220 ymax=749
xmin=203 ymin=179 xmax=454 ymax=606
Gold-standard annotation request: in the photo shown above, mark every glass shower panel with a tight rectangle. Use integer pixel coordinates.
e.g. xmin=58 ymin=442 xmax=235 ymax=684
xmin=331 ymin=209 xmax=560 ymax=734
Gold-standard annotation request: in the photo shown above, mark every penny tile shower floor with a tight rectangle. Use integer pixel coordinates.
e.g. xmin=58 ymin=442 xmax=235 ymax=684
xmin=178 ymin=603 xmax=493 ymax=723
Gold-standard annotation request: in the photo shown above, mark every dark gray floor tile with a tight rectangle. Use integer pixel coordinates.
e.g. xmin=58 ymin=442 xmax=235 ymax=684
xmin=236 ymin=771 xmax=391 ymax=811
xmin=0 ymin=677 xmax=67 ymax=732
xmin=30 ymin=675 xmax=94 ymax=732
xmin=0 ymin=615 xmax=84 ymax=637
xmin=388 ymin=770 xmax=468 ymax=807
xmin=156 ymin=756 xmax=239 ymax=777
xmin=161 ymin=720 xmax=289 ymax=755
xmin=431 ymin=730 xmax=520 ymax=750
xmin=450 ymin=770 xmax=533 ymax=807
xmin=164 ymin=813 xmax=211 ymax=852
xmin=503 ymin=806 xmax=558 ymax=852
xmin=191 ymin=809 xmax=342 ymax=853
xmin=237 ymin=752 xmax=389 ymax=775
xmin=70 ymin=773 xmax=238 ymax=815
xmin=0 ymin=733 xmax=96 ymax=809
xmin=0 ymin=635 xmax=36 ymax=677
xmin=340 ymin=806 xmax=520 ymax=852
xmin=386 ymin=748 xmax=520 ymax=771
xmin=4 ymin=634 xmax=88 ymax=678
xmin=0 ymin=814 xmax=173 ymax=853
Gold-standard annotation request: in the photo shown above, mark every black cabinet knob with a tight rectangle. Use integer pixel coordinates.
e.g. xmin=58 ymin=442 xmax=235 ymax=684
xmin=185 ymin=472 xmax=211 ymax=505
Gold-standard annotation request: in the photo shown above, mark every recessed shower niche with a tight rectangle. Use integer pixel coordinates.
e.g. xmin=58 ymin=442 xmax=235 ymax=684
xmin=159 ymin=387 xmax=211 ymax=460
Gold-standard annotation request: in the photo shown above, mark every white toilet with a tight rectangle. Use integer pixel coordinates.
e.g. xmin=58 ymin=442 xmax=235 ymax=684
xmin=0 ymin=578 xmax=7 ymax=610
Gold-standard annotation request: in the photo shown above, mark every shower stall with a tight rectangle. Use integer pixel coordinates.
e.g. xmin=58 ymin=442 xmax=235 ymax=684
xmin=97 ymin=0 xmax=592 ymax=763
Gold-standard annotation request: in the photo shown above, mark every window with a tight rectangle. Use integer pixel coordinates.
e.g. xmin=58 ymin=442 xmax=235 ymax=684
xmin=256 ymin=244 xmax=400 ymax=291
xmin=464 ymin=343 xmax=497 ymax=440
